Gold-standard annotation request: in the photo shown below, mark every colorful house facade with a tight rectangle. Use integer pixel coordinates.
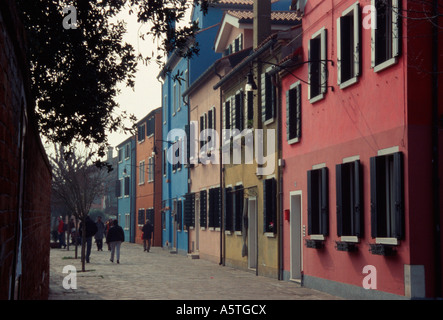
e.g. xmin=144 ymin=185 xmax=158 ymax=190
xmin=280 ymin=0 xmax=443 ymax=299
xmin=116 ymin=136 xmax=137 ymax=242
xmin=213 ymin=0 xmax=300 ymax=278
xmin=135 ymin=107 xmax=163 ymax=247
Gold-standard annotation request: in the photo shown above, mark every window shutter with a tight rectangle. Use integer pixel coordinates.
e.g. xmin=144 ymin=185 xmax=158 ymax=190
xmin=336 ymin=17 xmax=342 ymax=85
xmin=354 ymin=4 xmax=361 ymax=77
xmin=336 ymin=164 xmax=343 ymax=237
xmin=393 ymin=152 xmax=404 ymax=239
xmin=295 ymin=85 xmax=301 ymax=140
xmin=200 ymin=190 xmax=207 ymax=228
xmin=184 ymin=193 xmax=195 ymax=228
xmin=370 ymin=0 xmax=376 ymax=68
xmin=392 ymin=0 xmax=401 ymax=58
xmin=308 ymin=39 xmax=312 ymax=99
xmin=124 ymin=177 xmax=130 ymax=196
xmin=340 ymin=15 xmax=352 ymax=83
xmin=370 ymin=156 xmax=380 ymax=238
xmin=307 ymin=170 xmax=319 ymax=235
xmin=309 ymin=38 xmax=321 ymax=98
xmin=224 ymin=187 xmax=233 ymax=231
xmin=234 ymin=186 xmax=243 ymax=232
xmin=353 ymin=160 xmax=362 ymax=237
xmin=215 ymin=187 xmax=221 ymax=228
xmin=271 ymin=178 xmax=277 ymax=233
xmin=321 ymin=167 xmax=329 ymax=236
xmin=261 ymin=73 xmax=268 ymax=123
xmin=320 ymin=28 xmax=327 ymax=94
xmin=263 ymin=179 xmax=268 ymax=233
xmin=286 ymin=90 xmax=290 ymax=141
xmin=185 ymin=124 xmax=190 ymax=163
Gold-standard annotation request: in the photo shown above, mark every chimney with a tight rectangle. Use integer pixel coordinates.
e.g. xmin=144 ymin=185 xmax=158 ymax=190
xmin=253 ymin=0 xmax=271 ymax=49
xmin=107 ymin=146 xmax=114 ymax=162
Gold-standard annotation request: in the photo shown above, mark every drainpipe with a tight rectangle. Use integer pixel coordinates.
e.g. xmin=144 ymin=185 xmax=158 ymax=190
xmin=431 ymin=0 xmax=441 ymax=298
xmin=213 ymin=62 xmax=225 ymax=266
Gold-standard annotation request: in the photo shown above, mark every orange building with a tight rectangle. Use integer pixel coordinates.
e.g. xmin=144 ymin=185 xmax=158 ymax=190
xmin=135 ymin=107 xmax=163 ymax=247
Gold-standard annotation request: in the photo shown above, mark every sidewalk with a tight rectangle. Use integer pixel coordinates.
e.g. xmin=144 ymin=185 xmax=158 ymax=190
xmin=48 ymin=242 xmax=341 ymax=300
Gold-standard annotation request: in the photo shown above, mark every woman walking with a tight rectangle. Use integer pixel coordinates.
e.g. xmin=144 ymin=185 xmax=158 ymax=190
xmin=106 ymin=220 xmax=125 ymax=264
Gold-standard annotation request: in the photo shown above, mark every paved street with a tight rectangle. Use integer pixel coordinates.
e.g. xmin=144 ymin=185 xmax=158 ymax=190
xmin=49 ymin=242 xmax=340 ymax=301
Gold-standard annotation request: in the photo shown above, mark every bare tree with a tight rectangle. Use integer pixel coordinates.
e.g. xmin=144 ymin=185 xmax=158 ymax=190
xmin=50 ymin=145 xmax=109 ymax=272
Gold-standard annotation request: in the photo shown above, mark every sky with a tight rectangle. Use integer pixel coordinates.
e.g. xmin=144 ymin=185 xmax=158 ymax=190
xmin=107 ymin=9 xmax=164 ymax=155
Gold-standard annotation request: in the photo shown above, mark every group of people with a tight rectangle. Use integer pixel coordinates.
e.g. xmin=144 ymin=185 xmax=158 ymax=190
xmin=56 ymin=215 xmax=154 ymax=264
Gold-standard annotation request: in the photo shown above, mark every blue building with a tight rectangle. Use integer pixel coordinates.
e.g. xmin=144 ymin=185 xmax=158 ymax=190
xmin=116 ymin=136 xmax=137 ymax=242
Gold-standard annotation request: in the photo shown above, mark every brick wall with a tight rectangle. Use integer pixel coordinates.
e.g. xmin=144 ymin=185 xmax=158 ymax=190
xmin=0 ymin=0 xmax=52 ymax=300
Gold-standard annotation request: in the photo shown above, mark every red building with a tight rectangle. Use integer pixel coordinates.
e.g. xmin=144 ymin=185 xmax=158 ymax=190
xmin=135 ymin=107 xmax=163 ymax=247
xmin=280 ymin=0 xmax=443 ymax=298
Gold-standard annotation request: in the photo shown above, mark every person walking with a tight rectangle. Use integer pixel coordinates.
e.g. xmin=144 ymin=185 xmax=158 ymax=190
xmin=106 ymin=219 xmax=125 ymax=264
xmin=57 ymin=216 xmax=66 ymax=249
xmin=79 ymin=216 xmax=98 ymax=263
xmin=142 ymin=219 xmax=153 ymax=252
xmin=95 ymin=216 xmax=106 ymax=251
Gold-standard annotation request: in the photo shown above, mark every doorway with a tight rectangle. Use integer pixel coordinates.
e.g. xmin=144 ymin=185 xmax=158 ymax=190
xmin=248 ymin=197 xmax=257 ymax=269
xmin=290 ymin=191 xmax=302 ymax=281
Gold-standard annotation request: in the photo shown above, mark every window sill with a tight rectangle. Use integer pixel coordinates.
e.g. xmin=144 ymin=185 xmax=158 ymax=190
xmin=234 ymin=231 xmax=242 ymax=236
xmin=264 ymin=118 xmax=275 ymax=126
xmin=264 ymin=232 xmax=275 ymax=238
xmin=339 ymin=76 xmax=358 ymax=90
xmin=374 ymin=57 xmax=397 ymax=73
xmin=287 ymin=137 xmax=300 ymax=145
xmin=376 ymin=237 xmax=398 ymax=245
xmin=309 ymin=93 xmax=325 ymax=104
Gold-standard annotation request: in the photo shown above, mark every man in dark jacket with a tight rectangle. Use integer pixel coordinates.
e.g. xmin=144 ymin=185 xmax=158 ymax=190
xmin=79 ymin=216 xmax=98 ymax=263
xmin=106 ymin=220 xmax=125 ymax=263
xmin=142 ymin=219 xmax=153 ymax=252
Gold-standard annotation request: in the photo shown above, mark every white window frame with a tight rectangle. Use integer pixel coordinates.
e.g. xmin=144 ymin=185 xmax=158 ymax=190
xmin=308 ymin=27 xmax=327 ymax=104
xmin=371 ymin=0 xmax=401 ymax=73
xmin=139 ymin=160 xmax=145 ymax=185
xmin=337 ymin=2 xmax=360 ymax=89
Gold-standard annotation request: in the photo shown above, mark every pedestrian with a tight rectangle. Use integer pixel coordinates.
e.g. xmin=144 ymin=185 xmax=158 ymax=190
xmin=57 ymin=216 xmax=66 ymax=249
xmin=105 ymin=219 xmax=112 ymax=251
xmin=68 ymin=217 xmax=75 ymax=245
xmin=79 ymin=215 xmax=98 ymax=263
xmin=95 ymin=216 xmax=106 ymax=251
xmin=106 ymin=219 xmax=125 ymax=264
xmin=142 ymin=219 xmax=153 ymax=252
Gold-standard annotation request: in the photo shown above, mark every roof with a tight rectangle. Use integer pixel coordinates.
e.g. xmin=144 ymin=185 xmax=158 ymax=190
xmin=226 ymin=10 xmax=301 ymax=25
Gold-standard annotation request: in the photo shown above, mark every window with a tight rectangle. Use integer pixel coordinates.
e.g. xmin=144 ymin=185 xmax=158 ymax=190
xmin=125 ymin=143 xmax=130 ymax=159
xmin=124 ymin=213 xmax=130 ymax=230
xmin=370 ymin=152 xmax=404 ymax=240
xmin=173 ymin=83 xmax=177 ymax=115
xmin=200 ymin=190 xmax=207 ymax=229
xmin=163 ymin=148 xmax=167 ymax=177
xmin=307 ymin=167 xmax=329 ymax=236
xmin=336 ymin=160 xmax=362 ymax=238
xmin=138 ymin=123 xmax=146 ymax=142
xmin=147 ymin=116 xmax=155 ymax=137
xmin=138 ymin=209 xmax=145 ymax=226
xmin=208 ymin=187 xmax=221 ymax=229
xmin=207 ymin=107 xmax=216 ymax=150
xmin=118 ymin=148 xmax=123 ymax=162
xmin=308 ymin=28 xmax=327 ymax=102
xmin=200 ymin=113 xmax=207 ymax=150
xmin=124 ymin=176 xmax=130 ymax=196
xmin=263 ymin=178 xmax=277 ymax=233
xmin=139 ymin=161 xmax=145 ymax=184
xmin=261 ymin=70 xmax=276 ymax=124
xmin=246 ymin=90 xmax=254 ymax=128
xmin=163 ymin=95 xmax=167 ymax=124
xmin=337 ymin=2 xmax=361 ymax=88
xmin=224 ymin=187 xmax=234 ymax=232
xmin=184 ymin=193 xmax=195 ymax=228
xmin=371 ymin=0 xmax=401 ymax=72
xmin=148 ymin=156 xmax=155 ymax=182
xmin=233 ymin=91 xmax=244 ymax=133
xmin=223 ymin=98 xmax=231 ymax=144
xmin=177 ymin=199 xmax=183 ymax=230
xmin=286 ymin=81 xmax=302 ymax=144
xmin=146 ymin=208 xmax=154 ymax=225
xmin=172 ymin=139 xmax=182 ymax=172
xmin=224 ymin=33 xmax=243 ymax=56
xmin=234 ymin=185 xmax=244 ymax=232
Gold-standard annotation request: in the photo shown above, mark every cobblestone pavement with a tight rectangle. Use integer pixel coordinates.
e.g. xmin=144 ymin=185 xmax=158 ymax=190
xmin=49 ymin=242 xmax=341 ymax=301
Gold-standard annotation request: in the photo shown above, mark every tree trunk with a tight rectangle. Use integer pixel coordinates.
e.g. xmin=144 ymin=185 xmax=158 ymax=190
xmin=81 ymin=218 xmax=86 ymax=272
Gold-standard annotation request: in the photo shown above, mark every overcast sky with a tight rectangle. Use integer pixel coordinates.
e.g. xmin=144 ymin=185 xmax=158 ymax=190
xmin=107 ymin=9 xmax=164 ymax=154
